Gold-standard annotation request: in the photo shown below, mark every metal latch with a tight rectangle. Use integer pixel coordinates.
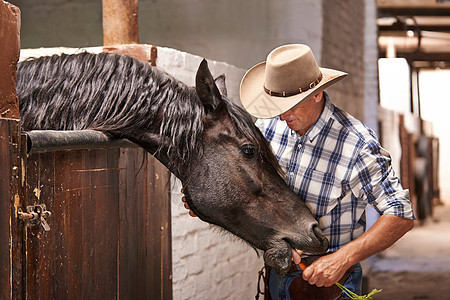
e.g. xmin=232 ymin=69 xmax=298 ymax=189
xmin=17 ymin=204 xmax=52 ymax=231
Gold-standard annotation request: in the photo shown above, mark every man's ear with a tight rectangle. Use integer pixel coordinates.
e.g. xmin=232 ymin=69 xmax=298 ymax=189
xmin=195 ymin=59 xmax=223 ymax=112
xmin=214 ymin=74 xmax=227 ymax=97
xmin=313 ymin=91 xmax=324 ymax=103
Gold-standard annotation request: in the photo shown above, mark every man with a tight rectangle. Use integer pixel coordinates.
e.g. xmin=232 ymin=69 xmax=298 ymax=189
xmin=239 ymin=44 xmax=414 ymax=299
xmin=183 ymin=44 xmax=414 ymax=299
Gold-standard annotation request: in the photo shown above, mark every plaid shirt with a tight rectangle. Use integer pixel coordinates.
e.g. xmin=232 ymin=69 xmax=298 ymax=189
xmin=256 ymin=93 xmax=414 ymax=252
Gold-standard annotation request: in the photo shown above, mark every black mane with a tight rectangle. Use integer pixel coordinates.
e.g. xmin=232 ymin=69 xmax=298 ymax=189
xmin=17 ymin=52 xmax=283 ymax=178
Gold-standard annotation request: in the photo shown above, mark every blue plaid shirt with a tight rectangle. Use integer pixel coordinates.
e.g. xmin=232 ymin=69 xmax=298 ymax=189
xmin=256 ymin=93 xmax=414 ymax=252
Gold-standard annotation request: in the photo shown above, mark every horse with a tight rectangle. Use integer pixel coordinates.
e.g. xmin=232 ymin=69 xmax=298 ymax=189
xmin=16 ymin=52 xmax=328 ymax=276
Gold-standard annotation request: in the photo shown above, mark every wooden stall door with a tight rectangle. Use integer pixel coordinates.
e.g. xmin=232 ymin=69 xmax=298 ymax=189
xmin=20 ymin=143 xmax=172 ymax=299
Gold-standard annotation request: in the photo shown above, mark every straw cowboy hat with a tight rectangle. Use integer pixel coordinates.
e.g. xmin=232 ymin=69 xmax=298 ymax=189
xmin=240 ymin=44 xmax=347 ymax=119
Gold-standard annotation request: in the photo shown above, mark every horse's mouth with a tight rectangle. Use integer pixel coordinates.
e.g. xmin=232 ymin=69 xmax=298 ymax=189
xmin=262 ymin=236 xmax=329 ymax=275
xmin=285 ymin=232 xmax=329 ymax=255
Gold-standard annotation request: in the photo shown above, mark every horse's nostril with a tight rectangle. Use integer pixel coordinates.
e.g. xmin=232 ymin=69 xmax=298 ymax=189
xmin=311 ymin=224 xmax=324 ymax=241
xmin=311 ymin=224 xmax=329 ymax=249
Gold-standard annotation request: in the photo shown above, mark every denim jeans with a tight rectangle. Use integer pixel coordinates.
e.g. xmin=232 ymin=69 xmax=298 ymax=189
xmin=268 ymin=263 xmax=363 ymax=299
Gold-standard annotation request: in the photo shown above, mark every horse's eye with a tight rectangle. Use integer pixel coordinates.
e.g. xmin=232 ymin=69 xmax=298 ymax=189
xmin=241 ymin=145 xmax=256 ymax=158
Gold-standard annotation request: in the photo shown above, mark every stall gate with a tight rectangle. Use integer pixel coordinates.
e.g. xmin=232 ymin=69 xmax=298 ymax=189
xmin=1 ymin=118 xmax=172 ymax=299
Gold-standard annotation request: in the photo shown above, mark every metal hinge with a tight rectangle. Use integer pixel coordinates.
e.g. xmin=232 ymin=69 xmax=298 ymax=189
xmin=17 ymin=204 xmax=52 ymax=231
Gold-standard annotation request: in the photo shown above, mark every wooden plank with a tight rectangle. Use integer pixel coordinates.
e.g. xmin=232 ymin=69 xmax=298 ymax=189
xmin=158 ymin=159 xmax=173 ymax=300
xmin=0 ymin=119 xmax=12 ymax=300
xmin=0 ymin=119 xmax=22 ymax=300
xmin=145 ymin=154 xmax=172 ymax=300
xmin=118 ymin=147 xmax=142 ymax=298
xmin=61 ymin=150 xmax=84 ymax=300
xmin=15 ymin=131 xmax=28 ymax=300
xmin=24 ymin=149 xmax=41 ymax=299
xmin=118 ymin=148 xmax=173 ymax=300
xmin=147 ymin=156 xmax=161 ymax=299
xmin=34 ymin=151 xmax=55 ymax=300
xmin=24 ymin=150 xmax=62 ymax=300
xmin=137 ymin=151 xmax=151 ymax=299
xmin=97 ymin=148 xmax=119 ymax=298
xmin=79 ymin=149 xmax=120 ymax=299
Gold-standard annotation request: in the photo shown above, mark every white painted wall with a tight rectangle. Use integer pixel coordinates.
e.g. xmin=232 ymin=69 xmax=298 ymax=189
xmin=379 ymin=58 xmax=411 ymax=114
xmin=418 ymin=69 xmax=450 ymax=204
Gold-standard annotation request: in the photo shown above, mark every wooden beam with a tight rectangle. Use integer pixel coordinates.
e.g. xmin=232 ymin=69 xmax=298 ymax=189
xmin=379 ymin=49 xmax=450 ymax=63
xmin=379 ymin=8 xmax=450 ymax=17
xmin=378 ymin=0 xmax=450 ymax=9
xmin=380 ymin=25 xmax=450 ymax=32
xmin=102 ymin=0 xmax=139 ymax=46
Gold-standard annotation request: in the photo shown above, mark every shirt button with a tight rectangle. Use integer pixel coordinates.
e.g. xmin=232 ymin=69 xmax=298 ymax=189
xmin=298 ymin=144 xmax=302 ymax=149
xmin=290 ymin=172 xmax=295 ymax=177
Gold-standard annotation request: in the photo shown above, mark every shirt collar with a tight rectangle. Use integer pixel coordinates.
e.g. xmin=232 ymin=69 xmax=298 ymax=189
xmin=298 ymin=92 xmax=334 ymax=142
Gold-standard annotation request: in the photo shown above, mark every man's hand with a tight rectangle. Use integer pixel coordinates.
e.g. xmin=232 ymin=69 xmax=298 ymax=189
xmin=181 ymin=189 xmax=197 ymax=217
xmin=301 ymin=251 xmax=350 ymax=287
xmin=302 ymin=214 xmax=413 ymax=287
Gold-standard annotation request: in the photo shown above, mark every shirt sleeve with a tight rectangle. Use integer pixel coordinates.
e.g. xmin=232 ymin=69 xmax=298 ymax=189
xmin=349 ymin=140 xmax=415 ymax=219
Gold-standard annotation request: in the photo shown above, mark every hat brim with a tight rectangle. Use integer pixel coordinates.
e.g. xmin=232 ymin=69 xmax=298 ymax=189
xmin=240 ymin=62 xmax=347 ymax=119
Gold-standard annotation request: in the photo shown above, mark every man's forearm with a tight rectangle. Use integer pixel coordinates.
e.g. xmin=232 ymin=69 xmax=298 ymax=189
xmin=339 ymin=214 xmax=414 ymax=268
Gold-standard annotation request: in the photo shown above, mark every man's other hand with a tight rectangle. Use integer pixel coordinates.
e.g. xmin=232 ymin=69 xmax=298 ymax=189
xmin=181 ymin=189 xmax=197 ymax=217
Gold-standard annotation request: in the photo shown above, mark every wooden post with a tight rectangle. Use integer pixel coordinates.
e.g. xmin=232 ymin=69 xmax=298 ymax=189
xmin=102 ymin=0 xmax=139 ymax=46
xmin=0 ymin=1 xmax=21 ymax=119
xmin=0 ymin=3 xmax=22 ymax=298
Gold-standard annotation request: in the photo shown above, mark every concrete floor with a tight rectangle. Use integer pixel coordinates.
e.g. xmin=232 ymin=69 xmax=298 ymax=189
xmin=365 ymin=204 xmax=450 ymax=300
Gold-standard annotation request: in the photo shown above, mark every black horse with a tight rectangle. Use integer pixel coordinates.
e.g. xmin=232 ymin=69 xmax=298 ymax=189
xmin=17 ymin=52 xmax=328 ymax=275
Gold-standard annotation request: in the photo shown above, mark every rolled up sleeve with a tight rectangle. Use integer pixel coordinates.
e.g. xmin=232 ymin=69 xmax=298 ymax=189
xmin=349 ymin=141 xmax=415 ymax=219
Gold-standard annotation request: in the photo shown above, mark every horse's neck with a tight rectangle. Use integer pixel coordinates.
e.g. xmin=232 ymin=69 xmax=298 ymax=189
xmin=115 ymin=129 xmax=181 ymax=178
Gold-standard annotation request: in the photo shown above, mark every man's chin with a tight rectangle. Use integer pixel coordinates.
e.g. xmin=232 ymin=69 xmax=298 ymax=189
xmin=285 ymin=120 xmax=298 ymax=130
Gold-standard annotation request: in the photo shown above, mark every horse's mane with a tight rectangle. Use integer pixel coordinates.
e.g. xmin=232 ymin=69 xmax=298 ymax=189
xmin=17 ymin=52 xmax=283 ymax=178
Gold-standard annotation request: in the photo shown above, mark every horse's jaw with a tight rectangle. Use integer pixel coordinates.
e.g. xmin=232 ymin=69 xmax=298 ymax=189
xmin=182 ymin=187 xmax=329 ymax=275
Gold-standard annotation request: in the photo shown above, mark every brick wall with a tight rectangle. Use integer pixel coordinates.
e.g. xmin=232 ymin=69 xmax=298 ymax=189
xmin=363 ymin=0 xmax=379 ymax=135
xmin=321 ymin=0 xmax=366 ymax=122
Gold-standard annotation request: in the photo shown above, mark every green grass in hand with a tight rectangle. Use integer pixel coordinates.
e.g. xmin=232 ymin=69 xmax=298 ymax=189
xmin=335 ymin=282 xmax=382 ymax=300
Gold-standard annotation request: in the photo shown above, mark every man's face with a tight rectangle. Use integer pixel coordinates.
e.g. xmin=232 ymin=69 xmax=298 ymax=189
xmin=279 ymin=92 xmax=323 ymax=135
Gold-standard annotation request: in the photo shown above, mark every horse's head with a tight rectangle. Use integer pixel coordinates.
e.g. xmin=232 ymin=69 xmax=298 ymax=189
xmin=183 ymin=60 xmax=328 ymax=275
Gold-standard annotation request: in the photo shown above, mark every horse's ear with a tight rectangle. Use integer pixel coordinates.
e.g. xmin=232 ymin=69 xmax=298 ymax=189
xmin=215 ymin=74 xmax=227 ymax=97
xmin=196 ymin=59 xmax=224 ymax=113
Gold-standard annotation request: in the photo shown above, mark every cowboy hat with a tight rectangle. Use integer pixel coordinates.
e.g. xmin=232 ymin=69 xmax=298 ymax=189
xmin=240 ymin=44 xmax=347 ymax=119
